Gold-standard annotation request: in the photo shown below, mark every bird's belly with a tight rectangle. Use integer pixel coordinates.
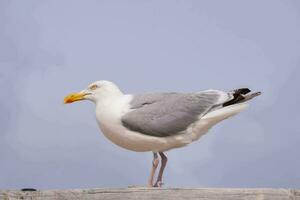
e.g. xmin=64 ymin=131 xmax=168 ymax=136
xmin=97 ymin=121 xmax=190 ymax=152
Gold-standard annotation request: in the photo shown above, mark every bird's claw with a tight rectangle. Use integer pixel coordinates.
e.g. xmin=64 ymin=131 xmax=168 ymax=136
xmin=154 ymin=181 xmax=164 ymax=187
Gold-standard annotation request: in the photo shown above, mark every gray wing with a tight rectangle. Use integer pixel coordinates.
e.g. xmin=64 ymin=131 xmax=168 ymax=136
xmin=121 ymin=90 xmax=232 ymax=137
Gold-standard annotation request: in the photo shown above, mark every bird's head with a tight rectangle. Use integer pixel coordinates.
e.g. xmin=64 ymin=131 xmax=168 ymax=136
xmin=64 ymin=80 xmax=122 ymax=104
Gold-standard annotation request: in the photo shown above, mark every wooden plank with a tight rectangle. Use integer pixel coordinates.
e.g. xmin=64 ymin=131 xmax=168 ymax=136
xmin=1 ymin=188 xmax=299 ymax=200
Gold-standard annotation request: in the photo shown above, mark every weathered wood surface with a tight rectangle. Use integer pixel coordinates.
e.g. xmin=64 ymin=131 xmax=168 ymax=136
xmin=1 ymin=188 xmax=299 ymax=200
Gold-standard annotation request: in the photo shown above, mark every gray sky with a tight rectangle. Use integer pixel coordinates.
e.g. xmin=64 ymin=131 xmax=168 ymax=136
xmin=1 ymin=0 xmax=300 ymax=189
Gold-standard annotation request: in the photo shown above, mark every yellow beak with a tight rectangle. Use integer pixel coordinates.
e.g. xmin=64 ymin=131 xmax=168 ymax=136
xmin=64 ymin=92 xmax=87 ymax=104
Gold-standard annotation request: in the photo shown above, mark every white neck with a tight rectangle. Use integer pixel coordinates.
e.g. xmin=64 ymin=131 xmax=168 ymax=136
xmin=94 ymin=88 xmax=129 ymax=127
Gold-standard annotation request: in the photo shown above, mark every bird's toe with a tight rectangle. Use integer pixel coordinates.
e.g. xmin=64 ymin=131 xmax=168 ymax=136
xmin=154 ymin=181 xmax=164 ymax=187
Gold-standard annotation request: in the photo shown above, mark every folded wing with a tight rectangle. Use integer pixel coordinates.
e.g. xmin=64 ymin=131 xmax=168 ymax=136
xmin=121 ymin=90 xmax=232 ymax=137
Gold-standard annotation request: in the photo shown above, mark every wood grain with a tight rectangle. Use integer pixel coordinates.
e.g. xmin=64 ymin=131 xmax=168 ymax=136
xmin=1 ymin=187 xmax=299 ymax=200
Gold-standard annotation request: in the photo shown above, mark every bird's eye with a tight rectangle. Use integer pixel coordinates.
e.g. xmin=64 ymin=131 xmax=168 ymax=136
xmin=89 ymin=85 xmax=98 ymax=90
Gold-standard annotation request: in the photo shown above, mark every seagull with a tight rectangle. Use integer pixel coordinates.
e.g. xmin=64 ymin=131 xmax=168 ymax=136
xmin=64 ymin=80 xmax=261 ymax=187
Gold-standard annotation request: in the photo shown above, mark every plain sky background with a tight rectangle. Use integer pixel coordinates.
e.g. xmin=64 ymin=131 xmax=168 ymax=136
xmin=1 ymin=0 xmax=300 ymax=189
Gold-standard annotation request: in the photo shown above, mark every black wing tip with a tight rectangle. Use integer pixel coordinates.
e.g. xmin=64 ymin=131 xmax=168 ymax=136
xmin=223 ymin=88 xmax=261 ymax=107
xmin=235 ymin=88 xmax=251 ymax=95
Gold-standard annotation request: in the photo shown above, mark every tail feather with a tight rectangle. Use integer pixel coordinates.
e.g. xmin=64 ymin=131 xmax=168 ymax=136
xmin=223 ymin=88 xmax=261 ymax=107
xmin=239 ymin=91 xmax=262 ymax=103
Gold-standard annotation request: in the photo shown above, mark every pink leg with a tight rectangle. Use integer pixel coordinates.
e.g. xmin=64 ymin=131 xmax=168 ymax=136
xmin=148 ymin=152 xmax=159 ymax=187
xmin=154 ymin=152 xmax=168 ymax=187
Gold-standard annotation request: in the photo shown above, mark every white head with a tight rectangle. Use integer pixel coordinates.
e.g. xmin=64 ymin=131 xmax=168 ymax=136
xmin=64 ymin=80 xmax=123 ymax=104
